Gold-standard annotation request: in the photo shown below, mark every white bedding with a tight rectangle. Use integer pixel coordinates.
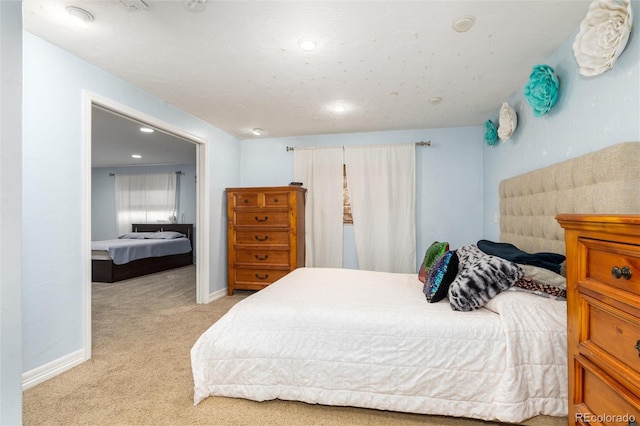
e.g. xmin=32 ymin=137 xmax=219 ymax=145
xmin=191 ymin=267 xmax=567 ymax=422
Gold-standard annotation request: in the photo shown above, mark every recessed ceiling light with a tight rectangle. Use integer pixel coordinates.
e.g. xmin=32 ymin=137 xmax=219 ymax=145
xmin=453 ymin=15 xmax=476 ymax=33
xmin=131 ymin=154 xmax=142 ymax=159
xmin=326 ymin=102 xmax=352 ymax=114
xmin=298 ymin=39 xmax=317 ymax=51
xmin=65 ymin=6 xmax=94 ymax=29
xmin=183 ymin=0 xmax=207 ymax=12
xmin=140 ymin=127 xmax=154 ymax=133
xmin=252 ymin=128 xmax=263 ymax=136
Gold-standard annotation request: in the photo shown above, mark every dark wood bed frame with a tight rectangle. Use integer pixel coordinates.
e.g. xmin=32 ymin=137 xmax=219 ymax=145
xmin=92 ymin=223 xmax=194 ymax=283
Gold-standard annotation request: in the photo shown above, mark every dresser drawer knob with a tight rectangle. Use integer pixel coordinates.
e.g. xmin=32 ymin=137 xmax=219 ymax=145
xmin=635 ymin=340 xmax=640 ymax=357
xmin=255 ymin=235 xmax=269 ymax=241
xmin=254 ymin=216 xmax=269 ymax=222
xmin=255 ymin=273 xmax=269 ymax=280
xmin=255 ymin=254 xmax=269 ymax=261
xmin=612 ymin=266 xmax=633 ymax=280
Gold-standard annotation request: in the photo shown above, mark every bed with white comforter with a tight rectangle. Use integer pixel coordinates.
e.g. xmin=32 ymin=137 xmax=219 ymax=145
xmin=191 ymin=267 xmax=566 ymax=423
xmin=190 ymin=143 xmax=640 ymax=422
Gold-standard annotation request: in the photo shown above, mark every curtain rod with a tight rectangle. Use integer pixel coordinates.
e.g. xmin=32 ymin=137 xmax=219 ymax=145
xmin=285 ymin=141 xmax=431 ymax=152
xmin=109 ymin=171 xmax=184 ymax=176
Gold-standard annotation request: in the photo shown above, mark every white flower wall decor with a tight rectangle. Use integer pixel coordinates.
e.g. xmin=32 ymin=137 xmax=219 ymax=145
xmin=498 ymin=102 xmax=517 ymax=141
xmin=573 ymin=0 xmax=633 ymax=77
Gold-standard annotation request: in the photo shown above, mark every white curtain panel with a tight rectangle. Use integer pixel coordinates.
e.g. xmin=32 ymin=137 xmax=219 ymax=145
xmin=115 ymin=173 xmax=177 ymax=236
xmin=293 ymin=147 xmax=344 ymax=267
xmin=345 ymin=144 xmax=416 ymax=273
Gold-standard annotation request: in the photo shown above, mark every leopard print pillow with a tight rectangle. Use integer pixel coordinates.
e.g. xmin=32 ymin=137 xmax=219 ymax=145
xmin=448 ymin=245 xmax=523 ymax=311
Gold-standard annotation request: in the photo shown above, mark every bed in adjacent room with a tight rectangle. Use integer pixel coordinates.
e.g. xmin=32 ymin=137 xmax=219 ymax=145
xmin=190 ymin=142 xmax=640 ymax=423
xmin=92 ymin=223 xmax=193 ymax=283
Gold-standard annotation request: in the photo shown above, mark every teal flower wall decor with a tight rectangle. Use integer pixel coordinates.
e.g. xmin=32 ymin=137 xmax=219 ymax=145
xmin=524 ymin=64 xmax=559 ymax=117
xmin=484 ymin=119 xmax=498 ymax=146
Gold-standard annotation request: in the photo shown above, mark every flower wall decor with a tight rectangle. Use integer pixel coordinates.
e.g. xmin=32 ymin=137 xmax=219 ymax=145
xmin=484 ymin=119 xmax=498 ymax=146
xmin=523 ymin=64 xmax=559 ymax=117
xmin=573 ymin=0 xmax=633 ymax=77
xmin=498 ymin=102 xmax=517 ymax=141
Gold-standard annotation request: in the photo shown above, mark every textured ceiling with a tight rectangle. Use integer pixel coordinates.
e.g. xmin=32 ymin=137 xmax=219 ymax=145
xmin=24 ymin=0 xmax=591 ymax=163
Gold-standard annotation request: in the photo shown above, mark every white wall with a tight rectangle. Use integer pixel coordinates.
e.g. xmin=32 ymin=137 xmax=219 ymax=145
xmin=0 ymin=2 xmax=23 ymax=423
xmin=22 ymin=33 xmax=240 ymax=375
xmin=482 ymin=1 xmax=640 ymax=240
xmin=240 ymin=126 xmax=484 ymax=269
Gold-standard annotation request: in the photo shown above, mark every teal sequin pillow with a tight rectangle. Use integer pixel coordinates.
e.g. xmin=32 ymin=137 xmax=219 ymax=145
xmin=418 ymin=241 xmax=449 ymax=283
xmin=423 ymin=251 xmax=459 ymax=303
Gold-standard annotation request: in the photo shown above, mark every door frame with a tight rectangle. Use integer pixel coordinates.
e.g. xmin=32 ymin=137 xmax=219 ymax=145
xmin=81 ymin=91 xmax=210 ymax=359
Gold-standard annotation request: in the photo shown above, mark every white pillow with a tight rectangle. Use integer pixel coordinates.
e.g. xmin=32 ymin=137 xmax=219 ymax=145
xmin=151 ymin=231 xmax=186 ymax=239
xmin=518 ymin=264 xmax=566 ymax=290
xmin=119 ymin=231 xmax=185 ymax=240
xmin=119 ymin=232 xmax=155 ymax=239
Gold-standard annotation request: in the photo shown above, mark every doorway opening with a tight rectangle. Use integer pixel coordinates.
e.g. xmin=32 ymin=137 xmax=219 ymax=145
xmin=82 ymin=92 xmax=210 ymax=360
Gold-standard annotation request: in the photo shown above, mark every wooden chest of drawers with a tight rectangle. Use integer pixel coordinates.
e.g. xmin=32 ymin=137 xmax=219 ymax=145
xmin=557 ymin=214 xmax=640 ymax=426
xmin=226 ymin=186 xmax=306 ymax=295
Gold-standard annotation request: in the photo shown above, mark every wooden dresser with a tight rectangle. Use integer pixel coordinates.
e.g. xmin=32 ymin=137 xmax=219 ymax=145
xmin=226 ymin=186 xmax=306 ymax=295
xmin=557 ymin=214 xmax=640 ymax=426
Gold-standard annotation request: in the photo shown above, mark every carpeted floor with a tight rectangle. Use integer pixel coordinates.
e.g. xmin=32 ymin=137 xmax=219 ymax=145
xmin=22 ymin=265 xmax=566 ymax=425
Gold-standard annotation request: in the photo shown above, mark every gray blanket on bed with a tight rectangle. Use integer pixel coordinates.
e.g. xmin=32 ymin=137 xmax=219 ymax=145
xmin=91 ymin=238 xmax=192 ymax=265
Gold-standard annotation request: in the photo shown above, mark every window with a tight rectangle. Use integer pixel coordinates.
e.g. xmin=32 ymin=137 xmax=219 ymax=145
xmin=115 ymin=173 xmax=178 ymax=235
xmin=343 ymin=164 xmax=353 ymax=224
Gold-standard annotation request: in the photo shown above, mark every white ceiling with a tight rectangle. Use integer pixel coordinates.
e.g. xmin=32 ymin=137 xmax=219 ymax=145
xmin=24 ymin=0 xmax=591 ymax=164
xmin=91 ymin=106 xmax=197 ymax=168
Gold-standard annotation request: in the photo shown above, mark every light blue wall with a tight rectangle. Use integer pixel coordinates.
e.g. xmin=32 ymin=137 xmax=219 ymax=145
xmin=240 ymin=127 xmax=484 ymax=269
xmin=92 ymin=164 xmax=197 ymax=240
xmin=0 ymin=2 xmax=23 ymax=424
xmin=482 ymin=1 xmax=640 ymax=240
xmin=22 ymin=33 xmax=240 ymax=373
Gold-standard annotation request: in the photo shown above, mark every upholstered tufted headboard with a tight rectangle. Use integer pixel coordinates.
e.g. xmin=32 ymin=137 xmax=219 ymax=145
xmin=499 ymin=142 xmax=640 ymax=258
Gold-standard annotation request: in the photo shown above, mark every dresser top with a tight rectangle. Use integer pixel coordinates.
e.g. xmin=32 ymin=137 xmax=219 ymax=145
xmin=556 ymin=214 xmax=640 ymax=225
xmin=226 ymin=186 xmax=306 ymax=192
xmin=556 ymin=214 xmax=640 ymax=239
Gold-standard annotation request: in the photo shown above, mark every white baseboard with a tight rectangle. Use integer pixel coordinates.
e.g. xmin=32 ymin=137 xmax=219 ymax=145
xmin=207 ymin=287 xmax=227 ymax=303
xmin=22 ymin=349 xmax=87 ymax=391
xmin=23 ymin=288 xmax=225 ymax=390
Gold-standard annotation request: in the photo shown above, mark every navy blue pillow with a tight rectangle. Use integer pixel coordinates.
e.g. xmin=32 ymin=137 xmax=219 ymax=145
xmin=423 ymin=251 xmax=459 ymax=303
xmin=477 ymin=239 xmax=565 ymax=274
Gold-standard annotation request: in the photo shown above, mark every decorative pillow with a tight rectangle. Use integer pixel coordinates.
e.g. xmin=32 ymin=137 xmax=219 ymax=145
xmin=511 ymin=276 xmax=567 ymax=300
xmin=423 ymin=251 xmax=459 ymax=303
xmin=418 ymin=241 xmax=449 ymax=283
xmin=448 ymin=245 xmax=524 ymax=311
xmin=518 ymin=264 xmax=566 ymax=290
xmin=477 ymin=239 xmax=565 ymax=274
